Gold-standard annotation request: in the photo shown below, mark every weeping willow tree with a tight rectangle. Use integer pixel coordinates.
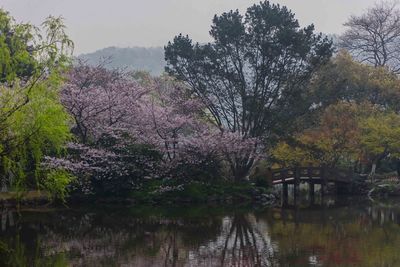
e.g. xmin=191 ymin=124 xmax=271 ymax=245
xmin=0 ymin=9 xmax=74 ymax=197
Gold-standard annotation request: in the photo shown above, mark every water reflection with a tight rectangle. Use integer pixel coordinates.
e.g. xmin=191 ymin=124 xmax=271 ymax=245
xmin=1 ymin=209 xmax=14 ymax=231
xmin=191 ymin=214 xmax=276 ymax=267
xmin=1 ymin=199 xmax=400 ymax=266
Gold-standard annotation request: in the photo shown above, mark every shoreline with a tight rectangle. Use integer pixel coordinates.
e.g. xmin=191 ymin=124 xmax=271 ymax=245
xmin=0 ymin=187 xmax=278 ymax=208
xmin=2 ymin=180 xmax=397 ymax=209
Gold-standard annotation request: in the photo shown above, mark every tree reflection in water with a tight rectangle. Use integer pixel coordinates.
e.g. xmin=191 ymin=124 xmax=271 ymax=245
xmin=189 ymin=214 xmax=276 ymax=267
xmin=0 ymin=209 xmax=276 ymax=267
xmin=1 ymin=200 xmax=400 ymax=266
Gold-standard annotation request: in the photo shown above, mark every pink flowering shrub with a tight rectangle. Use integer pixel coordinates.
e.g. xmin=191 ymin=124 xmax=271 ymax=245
xmin=45 ymin=141 xmax=161 ymax=195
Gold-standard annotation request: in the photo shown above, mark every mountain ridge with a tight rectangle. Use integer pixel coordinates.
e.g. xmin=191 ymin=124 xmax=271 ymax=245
xmin=78 ymin=46 xmax=166 ymax=76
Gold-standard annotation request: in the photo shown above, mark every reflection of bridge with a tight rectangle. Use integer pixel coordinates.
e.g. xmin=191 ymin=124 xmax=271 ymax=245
xmin=271 ymin=167 xmax=353 ymax=205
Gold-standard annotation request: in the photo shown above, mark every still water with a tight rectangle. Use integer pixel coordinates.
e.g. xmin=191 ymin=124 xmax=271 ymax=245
xmin=1 ymin=198 xmax=400 ymax=267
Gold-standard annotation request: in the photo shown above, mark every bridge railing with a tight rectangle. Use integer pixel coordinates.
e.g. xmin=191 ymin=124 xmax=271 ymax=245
xmin=271 ymin=166 xmax=352 ymax=184
xmin=272 ymin=167 xmax=321 ymax=181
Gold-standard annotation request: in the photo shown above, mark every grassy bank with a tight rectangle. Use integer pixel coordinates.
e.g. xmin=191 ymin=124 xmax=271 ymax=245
xmin=0 ymin=191 xmax=50 ymax=207
xmin=0 ymin=181 xmax=276 ymax=208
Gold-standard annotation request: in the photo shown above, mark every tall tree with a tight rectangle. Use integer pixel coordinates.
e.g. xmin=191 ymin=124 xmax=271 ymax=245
xmin=340 ymin=1 xmax=400 ymax=73
xmin=0 ymin=9 xmax=73 ymax=193
xmin=165 ymin=1 xmax=333 ymax=180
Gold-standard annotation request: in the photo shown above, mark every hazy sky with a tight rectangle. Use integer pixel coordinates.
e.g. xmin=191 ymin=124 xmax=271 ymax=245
xmin=1 ymin=0 xmax=377 ymax=55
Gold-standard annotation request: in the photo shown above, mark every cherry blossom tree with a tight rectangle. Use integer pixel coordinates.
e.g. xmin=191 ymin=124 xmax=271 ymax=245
xmin=134 ymin=75 xmax=259 ymax=180
xmin=47 ymin=64 xmax=259 ymax=195
xmin=61 ymin=61 xmax=148 ymax=144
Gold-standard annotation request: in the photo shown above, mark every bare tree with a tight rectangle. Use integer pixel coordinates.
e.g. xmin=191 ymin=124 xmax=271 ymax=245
xmin=340 ymin=1 xmax=400 ymax=73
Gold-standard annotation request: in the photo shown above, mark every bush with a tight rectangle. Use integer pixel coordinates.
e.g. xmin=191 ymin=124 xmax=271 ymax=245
xmin=165 ymin=152 xmax=222 ymax=183
xmin=42 ymin=169 xmax=75 ymax=202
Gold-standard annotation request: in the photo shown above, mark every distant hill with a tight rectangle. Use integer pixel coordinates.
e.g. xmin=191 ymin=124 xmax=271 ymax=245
xmin=78 ymin=46 xmax=166 ymax=76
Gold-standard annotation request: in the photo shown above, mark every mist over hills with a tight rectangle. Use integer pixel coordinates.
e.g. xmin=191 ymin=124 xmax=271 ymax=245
xmin=78 ymin=46 xmax=166 ymax=76
xmin=78 ymin=34 xmax=338 ymax=77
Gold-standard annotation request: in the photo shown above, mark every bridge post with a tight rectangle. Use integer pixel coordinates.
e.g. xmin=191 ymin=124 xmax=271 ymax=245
xmin=294 ymin=167 xmax=300 ymax=205
xmin=309 ymin=182 xmax=315 ymax=204
xmin=282 ymin=170 xmax=288 ymax=206
xmin=321 ymin=165 xmax=326 ymax=199
xmin=307 ymin=167 xmax=315 ymax=204
xmin=282 ymin=183 xmax=288 ymax=206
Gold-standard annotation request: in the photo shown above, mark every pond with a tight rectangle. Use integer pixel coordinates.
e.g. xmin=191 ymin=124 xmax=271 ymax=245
xmin=1 ymin=197 xmax=400 ymax=266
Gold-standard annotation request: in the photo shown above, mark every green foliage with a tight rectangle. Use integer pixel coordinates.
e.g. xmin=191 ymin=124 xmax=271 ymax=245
xmin=253 ymin=173 xmax=270 ymax=188
xmin=129 ymin=178 xmax=268 ymax=204
xmin=0 ymin=235 xmax=69 ymax=267
xmin=0 ymin=71 xmax=72 ymax=191
xmin=359 ymin=112 xmax=400 ymax=158
xmin=310 ymin=51 xmax=400 ymax=111
xmin=274 ymin=50 xmax=400 ymax=176
xmin=0 ymin=9 xmax=73 ymax=83
xmin=0 ymin=9 xmax=37 ymax=83
xmin=42 ymin=169 xmax=75 ymax=202
xmin=272 ymin=102 xmax=364 ymax=167
xmin=0 ymin=9 xmax=74 ymax=198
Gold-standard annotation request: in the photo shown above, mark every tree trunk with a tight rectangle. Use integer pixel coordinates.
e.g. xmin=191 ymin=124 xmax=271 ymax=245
xmin=369 ymin=151 xmax=388 ymax=182
xmin=233 ymin=167 xmax=250 ymax=182
xmin=396 ymin=159 xmax=400 ymax=177
xmin=0 ymin=164 xmax=7 ymax=192
xmin=370 ymin=162 xmax=377 ymax=182
xmin=232 ymin=161 xmax=253 ymax=182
